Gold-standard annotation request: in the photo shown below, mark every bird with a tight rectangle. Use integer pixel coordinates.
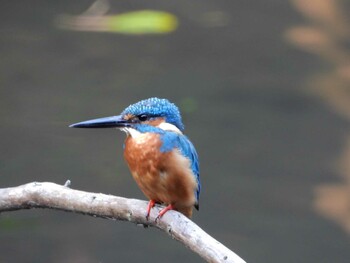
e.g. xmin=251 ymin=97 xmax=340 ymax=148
xmin=70 ymin=97 xmax=200 ymax=219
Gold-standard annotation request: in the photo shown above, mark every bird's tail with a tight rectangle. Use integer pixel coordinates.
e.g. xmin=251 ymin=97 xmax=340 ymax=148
xmin=177 ymin=206 xmax=193 ymax=218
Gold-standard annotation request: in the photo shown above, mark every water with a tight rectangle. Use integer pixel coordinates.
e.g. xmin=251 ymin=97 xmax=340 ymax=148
xmin=1 ymin=1 xmax=350 ymax=262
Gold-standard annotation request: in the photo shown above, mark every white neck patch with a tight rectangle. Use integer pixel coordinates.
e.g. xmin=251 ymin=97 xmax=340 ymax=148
xmin=158 ymin=122 xmax=183 ymax=134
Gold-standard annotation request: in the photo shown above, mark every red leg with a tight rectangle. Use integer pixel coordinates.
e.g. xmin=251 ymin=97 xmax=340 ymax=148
xmin=156 ymin=204 xmax=175 ymax=221
xmin=145 ymin=200 xmax=156 ymax=220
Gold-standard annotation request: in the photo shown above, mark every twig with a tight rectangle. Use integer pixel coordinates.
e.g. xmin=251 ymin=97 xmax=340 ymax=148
xmin=0 ymin=182 xmax=246 ymax=263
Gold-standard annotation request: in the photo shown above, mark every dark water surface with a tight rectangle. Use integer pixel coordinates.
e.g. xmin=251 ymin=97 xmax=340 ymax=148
xmin=1 ymin=1 xmax=350 ymax=262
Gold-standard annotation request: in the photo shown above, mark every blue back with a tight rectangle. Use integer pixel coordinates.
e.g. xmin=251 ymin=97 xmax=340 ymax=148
xmin=174 ymin=134 xmax=201 ymax=206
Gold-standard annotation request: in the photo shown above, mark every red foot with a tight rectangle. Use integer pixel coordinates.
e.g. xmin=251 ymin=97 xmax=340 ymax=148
xmin=155 ymin=204 xmax=175 ymax=222
xmin=145 ymin=200 xmax=156 ymax=220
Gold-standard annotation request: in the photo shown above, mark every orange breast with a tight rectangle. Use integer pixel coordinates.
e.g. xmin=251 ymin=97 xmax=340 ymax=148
xmin=124 ymin=133 xmax=197 ymax=217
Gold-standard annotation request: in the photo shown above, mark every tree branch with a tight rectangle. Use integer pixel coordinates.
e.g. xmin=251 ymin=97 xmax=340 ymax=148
xmin=0 ymin=181 xmax=246 ymax=263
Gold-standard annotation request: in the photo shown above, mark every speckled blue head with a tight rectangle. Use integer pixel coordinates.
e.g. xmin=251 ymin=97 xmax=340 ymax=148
xmin=122 ymin=98 xmax=185 ymax=131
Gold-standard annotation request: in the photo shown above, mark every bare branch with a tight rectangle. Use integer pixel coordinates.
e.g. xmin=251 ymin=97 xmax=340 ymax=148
xmin=0 ymin=182 xmax=246 ymax=263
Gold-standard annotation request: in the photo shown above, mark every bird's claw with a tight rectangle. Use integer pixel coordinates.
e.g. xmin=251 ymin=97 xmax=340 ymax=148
xmin=155 ymin=214 xmax=161 ymax=223
xmin=155 ymin=204 xmax=174 ymax=222
xmin=145 ymin=200 xmax=156 ymax=221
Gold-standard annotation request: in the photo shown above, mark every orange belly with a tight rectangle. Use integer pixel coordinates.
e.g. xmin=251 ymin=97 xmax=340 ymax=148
xmin=124 ymin=134 xmax=197 ymax=217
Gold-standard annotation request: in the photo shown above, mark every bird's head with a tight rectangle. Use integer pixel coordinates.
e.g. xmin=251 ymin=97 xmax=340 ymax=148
xmin=70 ymin=98 xmax=184 ymax=133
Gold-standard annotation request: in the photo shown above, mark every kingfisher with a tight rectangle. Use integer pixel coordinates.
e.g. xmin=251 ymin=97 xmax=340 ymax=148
xmin=70 ymin=98 xmax=200 ymax=219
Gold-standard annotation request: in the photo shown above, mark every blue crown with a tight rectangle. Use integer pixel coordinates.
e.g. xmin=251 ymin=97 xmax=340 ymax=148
xmin=122 ymin=98 xmax=185 ymax=131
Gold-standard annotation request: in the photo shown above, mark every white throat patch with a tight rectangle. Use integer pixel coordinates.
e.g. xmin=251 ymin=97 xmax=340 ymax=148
xmin=120 ymin=127 xmax=141 ymax=138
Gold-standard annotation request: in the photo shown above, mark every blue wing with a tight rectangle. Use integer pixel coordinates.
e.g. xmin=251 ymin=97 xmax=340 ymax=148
xmin=160 ymin=132 xmax=201 ymax=209
xmin=177 ymin=135 xmax=200 ymax=209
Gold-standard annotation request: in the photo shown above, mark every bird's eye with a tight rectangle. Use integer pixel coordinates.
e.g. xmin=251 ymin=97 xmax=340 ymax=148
xmin=138 ymin=114 xmax=148 ymax=121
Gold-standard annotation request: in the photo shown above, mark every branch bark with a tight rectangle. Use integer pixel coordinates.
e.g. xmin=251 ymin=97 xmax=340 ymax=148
xmin=0 ymin=181 xmax=246 ymax=263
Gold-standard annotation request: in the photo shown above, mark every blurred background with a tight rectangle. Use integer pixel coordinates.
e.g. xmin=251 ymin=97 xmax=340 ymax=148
xmin=1 ymin=0 xmax=350 ymax=262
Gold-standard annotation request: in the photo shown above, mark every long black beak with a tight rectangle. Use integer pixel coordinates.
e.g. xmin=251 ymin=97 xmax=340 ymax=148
xmin=69 ymin=115 xmax=131 ymax=128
